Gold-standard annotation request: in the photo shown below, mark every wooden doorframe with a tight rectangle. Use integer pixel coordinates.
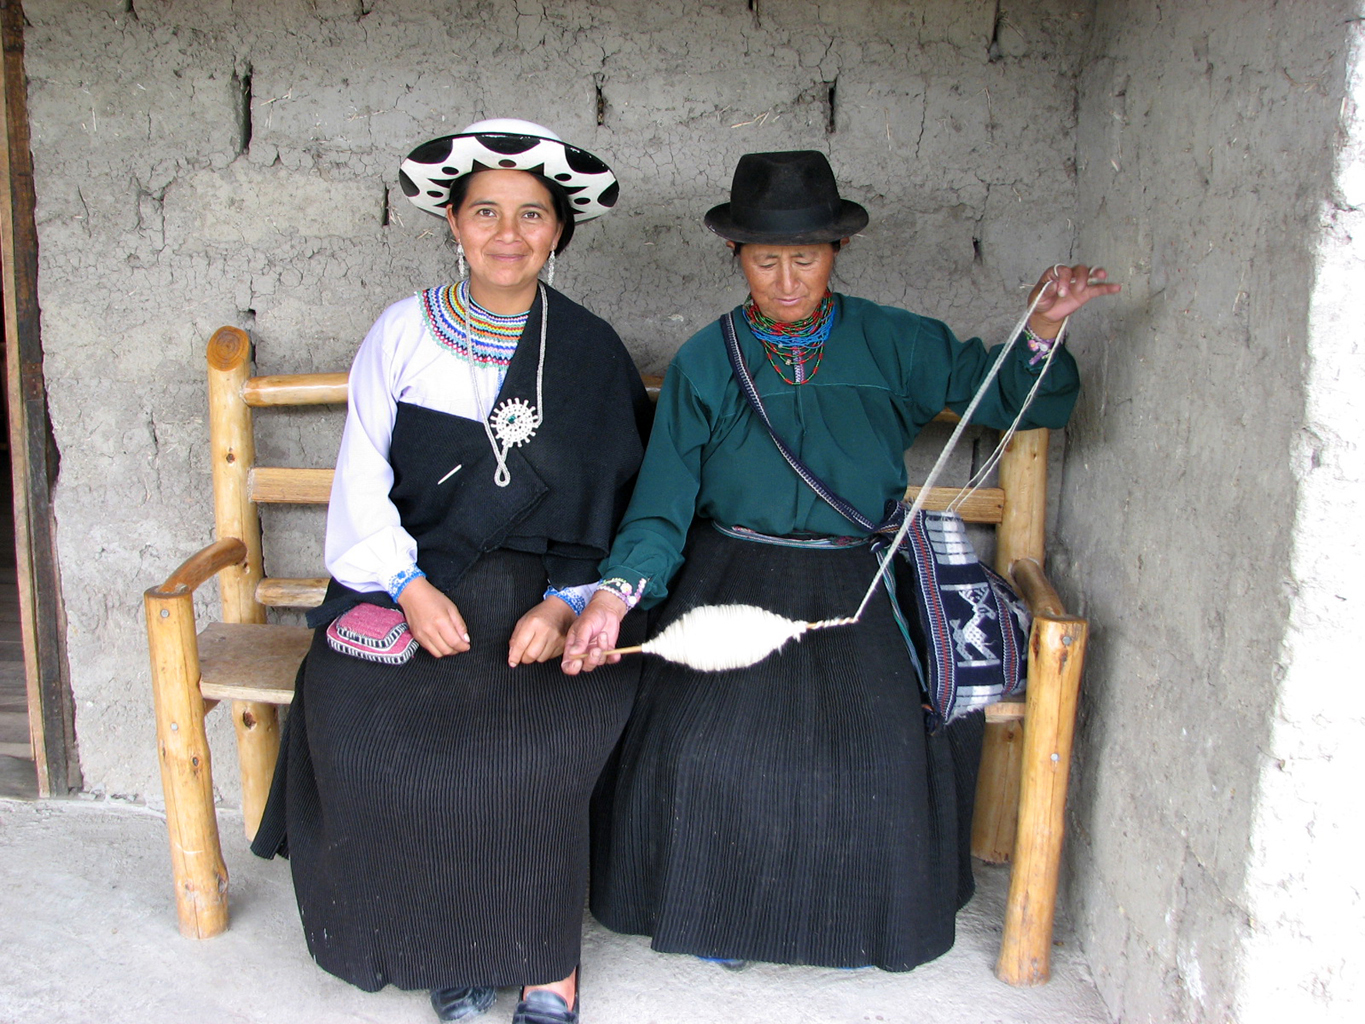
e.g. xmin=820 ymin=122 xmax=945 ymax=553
xmin=1 ymin=0 xmax=78 ymax=797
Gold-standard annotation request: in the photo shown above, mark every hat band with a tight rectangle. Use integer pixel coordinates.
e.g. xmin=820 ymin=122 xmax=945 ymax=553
xmin=732 ymin=202 xmax=844 ymax=236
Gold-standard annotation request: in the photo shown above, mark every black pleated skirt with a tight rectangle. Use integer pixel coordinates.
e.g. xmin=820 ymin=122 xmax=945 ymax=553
xmin=253 ymin=549 xmax=640 ymax=992
xmin=590 ymin=524 xmax=983 ymax=972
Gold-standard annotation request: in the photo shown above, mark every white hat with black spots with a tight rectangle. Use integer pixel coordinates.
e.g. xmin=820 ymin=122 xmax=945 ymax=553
xmin=399 ymin=118 xmax=619 ymax=221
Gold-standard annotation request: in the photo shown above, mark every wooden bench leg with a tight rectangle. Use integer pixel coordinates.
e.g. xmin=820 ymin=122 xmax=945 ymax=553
xmin=973 ymin=720 xmax=1024 ymax=863
xmin=233 ymin=700 xmax=280 ymax=841
xmin=996 ymin=616 xmax=1088 ymax=985
xmin=145 ymin=589 xmax=229 ymax=939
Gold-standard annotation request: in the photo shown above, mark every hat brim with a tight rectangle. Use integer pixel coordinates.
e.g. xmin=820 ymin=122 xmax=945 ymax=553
xmin=399 ymin=132 xmax=619 ymax=221
xmin=703 ymin=200 xmax=868 ymax=245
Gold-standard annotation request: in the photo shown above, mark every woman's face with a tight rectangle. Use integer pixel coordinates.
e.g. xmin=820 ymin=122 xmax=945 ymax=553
xmin=445 ymin=169 xmax=563 ymax=306
xmin=734 ymin=242 xmax=840 ymax=322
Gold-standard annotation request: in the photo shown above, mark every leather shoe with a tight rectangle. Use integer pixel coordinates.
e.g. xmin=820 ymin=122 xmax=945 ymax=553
xmin=430 ymin=985 xmax=496 ymax=1021
xmin=511 ymin=988 xmax=579 ymax=1024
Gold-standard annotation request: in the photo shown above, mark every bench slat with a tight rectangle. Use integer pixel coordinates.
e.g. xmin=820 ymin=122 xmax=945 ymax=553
xmin=198 ymin=623 xmax=311 ymax=704
xmin=242 ymin=373 xmax=349 ymax=407
xmin=985 ymin=698 xmax=1026 ymax=722
xmin=256 ymin=577 xmax=329 ymax=608
xmin=904 ymin=485 xmax=1005 ymax=523
xmin=248 ymin=467 xmax=333 ymax=504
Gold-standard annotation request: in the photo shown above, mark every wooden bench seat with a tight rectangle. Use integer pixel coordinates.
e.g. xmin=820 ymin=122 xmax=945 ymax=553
xmin=144 ymin=325 xmax=1086 ymax=987
xmin=197 ymin=624 xmax=312 ymax=705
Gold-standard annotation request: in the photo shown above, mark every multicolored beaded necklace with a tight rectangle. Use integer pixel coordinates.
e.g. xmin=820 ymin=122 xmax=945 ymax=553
xmin=420 ymin=282 xmax=528 ymax=384
xmin=742 ymin=291 xmax=836 ymax=385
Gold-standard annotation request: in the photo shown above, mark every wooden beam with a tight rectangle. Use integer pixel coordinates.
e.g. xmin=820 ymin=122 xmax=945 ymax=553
xmin=255 ymin=576 xmax=328 ymax=608
xmin=241 ymin=372 xmax=348 ymax=407
xmin=0 ymin=0 xmax=77 ymax=796
xmin=997 ymin=615 xmax=1089 ymax=985
xmin=973 ymin=428 xmax=1050 ymax=864
xmin=248 ymin=466 xmax=334 ymax=504
xmin=903 ymin=485 xmax=1005 ymax=523
xmin=143 ymin=586 xmax=229 ymax=937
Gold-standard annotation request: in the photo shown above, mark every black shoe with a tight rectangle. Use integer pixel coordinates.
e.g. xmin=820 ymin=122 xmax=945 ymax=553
xmin=511 ymin=989 xmax=579 ymax=1024
xmin=430 ymin=985 xmax=496 ymax=1022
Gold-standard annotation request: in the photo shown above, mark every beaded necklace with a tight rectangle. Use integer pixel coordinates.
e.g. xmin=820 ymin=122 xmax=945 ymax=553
xmin=420 ymin=283 xmax=528 ymax=383
xmin=424 ymin=281 xmax=547 ymax=489
xmin=742 ymin=291 xmax=836 ymax=385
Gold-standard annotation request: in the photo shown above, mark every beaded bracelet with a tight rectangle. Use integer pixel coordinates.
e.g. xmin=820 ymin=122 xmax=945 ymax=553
xmin=1022 ymin=324 xmax=1059 ymax=367
xmin=387 ymin=565 xmax=427 ymax=601
xmin=543 ymin=583 xmax=593 ymax=616
xmin=596 ymin=576 xmax=648 ymax=610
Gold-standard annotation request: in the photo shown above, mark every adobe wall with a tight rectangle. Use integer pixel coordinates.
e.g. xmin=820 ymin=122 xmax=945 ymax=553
xmin=1064 ymin=2 xmax=1358 ymax=1020
xmin=23 ymin=0 xmax=1089 ymax=801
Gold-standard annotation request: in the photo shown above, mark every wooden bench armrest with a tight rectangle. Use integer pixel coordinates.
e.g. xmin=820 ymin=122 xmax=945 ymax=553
xmin=145 ymin=539 xmax=248 ymax=599
xmin=1009 ymin=557 xmax=1081 ymax=622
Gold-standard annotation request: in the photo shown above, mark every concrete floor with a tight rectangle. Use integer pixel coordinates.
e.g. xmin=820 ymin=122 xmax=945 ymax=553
xmin=0 ymin=797 xmax=1112 ymax=1024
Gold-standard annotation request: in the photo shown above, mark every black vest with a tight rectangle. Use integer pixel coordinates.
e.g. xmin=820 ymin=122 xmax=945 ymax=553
xmin=310 ymin=287 xmax=650 ymax=627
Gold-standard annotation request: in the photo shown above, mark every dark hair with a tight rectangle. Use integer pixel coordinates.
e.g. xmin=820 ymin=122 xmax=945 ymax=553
xmin=446 ymin=170 xmax=576 ymax=254
xmin=731 ymin=239 xmax=842 ymax=258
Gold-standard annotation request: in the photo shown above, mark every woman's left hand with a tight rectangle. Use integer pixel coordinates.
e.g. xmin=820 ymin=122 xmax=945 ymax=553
xmin=508 ymin=598 xmax=577 ymax=667
xmin=1027 ymin=263 xmax=1122 ymax=338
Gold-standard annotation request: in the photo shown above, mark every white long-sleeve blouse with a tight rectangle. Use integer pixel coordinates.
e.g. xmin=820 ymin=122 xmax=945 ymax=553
xmin=325 ymin=290 xmax=514 ymax=598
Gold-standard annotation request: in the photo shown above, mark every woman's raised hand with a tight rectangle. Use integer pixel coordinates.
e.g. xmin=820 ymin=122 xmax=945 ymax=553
xmin=508 ymin=598 xmax=577 ymax=666
xmin=396 ymin=576 xmax=471 ymax=657
xmin=1027 ymin=263 xmax=1122 ymax=337
xmin=561 ymin=591 xmax=629 ymax=675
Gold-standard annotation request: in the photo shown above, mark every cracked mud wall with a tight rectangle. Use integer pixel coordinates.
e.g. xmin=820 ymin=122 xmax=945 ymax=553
xmin=23 ymin=1 xmax=1092 ymax=805
xmin=1062 ymin=2 xmax=1360 ymax=1021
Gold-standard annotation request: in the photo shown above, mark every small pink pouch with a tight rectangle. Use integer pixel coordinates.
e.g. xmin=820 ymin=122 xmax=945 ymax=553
xmin=325 ymin=604 xmax=418 ymax=665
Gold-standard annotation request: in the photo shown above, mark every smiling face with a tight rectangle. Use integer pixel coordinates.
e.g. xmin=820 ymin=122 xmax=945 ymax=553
xmin=733 ymin=241 xmax=843 ymax=322
xmin=445 ymin=169 xmax=564 ymax=314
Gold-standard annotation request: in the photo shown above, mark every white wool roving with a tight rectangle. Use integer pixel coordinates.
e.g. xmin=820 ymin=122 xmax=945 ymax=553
xmin=641 ymin=604 xmax=810 ymax=671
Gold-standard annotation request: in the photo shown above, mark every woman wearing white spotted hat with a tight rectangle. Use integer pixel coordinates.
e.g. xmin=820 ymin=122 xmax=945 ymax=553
xmin=252 ymin=120 xmax=648 ymax=1024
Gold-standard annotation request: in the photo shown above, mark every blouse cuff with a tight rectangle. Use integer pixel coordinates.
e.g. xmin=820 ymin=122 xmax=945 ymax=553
xmin=596 ymin=575 xmax=649 ymax=611
xmin=387 ymin=565 xmax=426 ymax=602
xmin=543 ymin=582 xmax=596 ymax=615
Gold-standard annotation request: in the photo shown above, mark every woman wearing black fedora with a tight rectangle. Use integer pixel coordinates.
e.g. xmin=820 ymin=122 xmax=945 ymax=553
xmin=564 ymin=150 xmax=1118 ymax=972
xmin=251 ymin=119 xmax=650 ymax=1024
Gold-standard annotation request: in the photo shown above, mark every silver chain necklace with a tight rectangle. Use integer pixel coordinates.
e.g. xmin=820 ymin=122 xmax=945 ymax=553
xmin=440 ymin=281 xmax=547 ymax=488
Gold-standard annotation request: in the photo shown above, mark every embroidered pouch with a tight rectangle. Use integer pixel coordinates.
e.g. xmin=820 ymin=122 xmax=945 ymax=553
xmin=903 ymin=510 xmax=1030 ymax=725
xmin=325 ymin=604 xmax=418 ymax=665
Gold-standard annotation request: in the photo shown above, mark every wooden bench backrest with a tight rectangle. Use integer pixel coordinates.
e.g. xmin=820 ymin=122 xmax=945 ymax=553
xmin=206 ymin=325 xmax=1051 ymax=624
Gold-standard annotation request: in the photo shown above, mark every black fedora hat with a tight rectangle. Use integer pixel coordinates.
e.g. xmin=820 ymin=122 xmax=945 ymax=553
xmin=704 ymin=150 xmax=868 ymax=245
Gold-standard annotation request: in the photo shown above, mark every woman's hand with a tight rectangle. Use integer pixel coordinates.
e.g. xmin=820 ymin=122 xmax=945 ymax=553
xmin=396 ymin=576 xmax=471 ymax=657
xmin=1027 ymin=263 xmax=1122 ymax=338
xmin=561 ymin=591 xmax=629 ymax=675
xmin=508 ymin=598 xmax=577 ymax=667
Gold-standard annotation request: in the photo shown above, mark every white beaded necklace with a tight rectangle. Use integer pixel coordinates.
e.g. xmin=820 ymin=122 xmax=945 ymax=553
xmin=439 ymin=281 xmax=548 ymax=488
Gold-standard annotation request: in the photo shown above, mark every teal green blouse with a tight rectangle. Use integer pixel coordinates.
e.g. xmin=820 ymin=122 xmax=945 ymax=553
xmin=600 ymin=295 xmax=1079 ymax=607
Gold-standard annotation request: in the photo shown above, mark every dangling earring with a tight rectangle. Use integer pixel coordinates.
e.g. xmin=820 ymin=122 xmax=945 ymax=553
xmin=545 ymin=250 xmax=556 ymax=287
xmin=456 ymin=243 xmax=466 ymax=280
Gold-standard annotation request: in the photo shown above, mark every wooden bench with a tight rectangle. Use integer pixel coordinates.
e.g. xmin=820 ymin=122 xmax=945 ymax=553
xmin=143 ymin=326 xmax=1088 ymax=986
